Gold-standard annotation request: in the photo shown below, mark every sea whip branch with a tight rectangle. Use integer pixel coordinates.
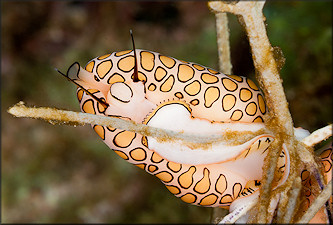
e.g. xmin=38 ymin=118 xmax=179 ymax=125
xmin=208 ymin=0 xmax=298 ymax=223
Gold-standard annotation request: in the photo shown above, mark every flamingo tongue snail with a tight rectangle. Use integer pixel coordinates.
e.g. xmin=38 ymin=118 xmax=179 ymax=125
xmin=61 ymin=47 xmax=331 ymax=222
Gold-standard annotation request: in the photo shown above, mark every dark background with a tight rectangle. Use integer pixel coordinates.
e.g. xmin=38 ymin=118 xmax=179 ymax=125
xmin=2 ymin=1 xmax=332 ymax=223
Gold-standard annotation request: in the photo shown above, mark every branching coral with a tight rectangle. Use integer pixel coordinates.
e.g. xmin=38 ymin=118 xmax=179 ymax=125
xmin=208 ymin=0 xmax=332 ymax=223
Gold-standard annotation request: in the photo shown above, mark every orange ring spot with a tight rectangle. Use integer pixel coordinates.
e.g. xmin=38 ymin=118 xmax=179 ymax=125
xmin=85 ymin=61 xmax=95 ymax=72
xmin=180 ymin=193 xmax=197 ymax=203
xmin=159 ymin=55 xmax=176 ymax=68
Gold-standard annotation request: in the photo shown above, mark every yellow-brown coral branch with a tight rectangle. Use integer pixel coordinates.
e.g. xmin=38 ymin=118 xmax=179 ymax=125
xmin=210 ymin=5 xmax=233 ymax=222
xmin=280 ymin=177 xmax=302 ymax=223
xmin=8 ymin=102 xmax=266 ymax=148
xmin=214 ymin=12 xmax=232 ymax=74
xmin=302 ymin=124 xmax=332 ymax=147
xmin=208 ymin=0 xmax=299 ymax=223
xmin=295 ymin=180 xmax=332 ymax=224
